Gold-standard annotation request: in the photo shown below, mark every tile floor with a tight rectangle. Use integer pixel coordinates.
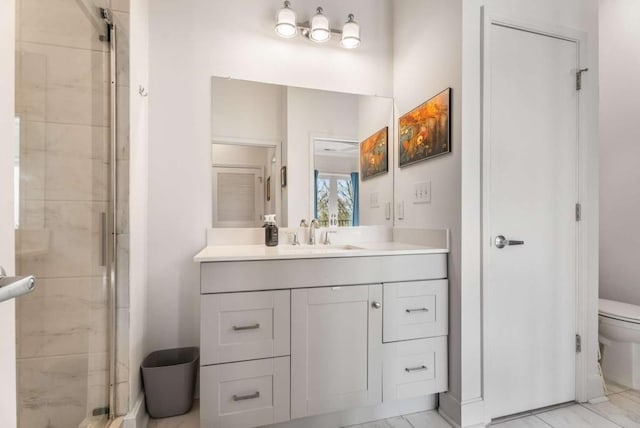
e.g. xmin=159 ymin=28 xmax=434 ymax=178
xmin=142 ymin=380 xmax=640 ymax=428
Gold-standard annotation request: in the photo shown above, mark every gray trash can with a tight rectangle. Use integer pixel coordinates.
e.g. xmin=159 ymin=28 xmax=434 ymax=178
xmin=141 ymin=347 xmax=199 ymax=418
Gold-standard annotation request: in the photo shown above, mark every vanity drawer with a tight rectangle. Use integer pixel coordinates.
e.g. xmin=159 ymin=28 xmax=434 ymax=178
xmin=383 ymin=336 xmax=447 ymax=402
xmin=201 ymin=290 xmax=290 ymax=365
xmin=201 ymin=356 xmax=290 ymax=428
xmin=383 ymin=279 xmax=448 ymax=342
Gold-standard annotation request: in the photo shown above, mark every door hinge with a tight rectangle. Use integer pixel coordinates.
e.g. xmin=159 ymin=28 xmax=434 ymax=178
xmin=575 ymin=203 xmax=582 ymax=221
xmin=576 ymin=68 xmax=589 ymax=91
xmin=92 ymin=406 xmax=109 ymax=416
xmin=576 ymin=334 xmax=582 ymax=353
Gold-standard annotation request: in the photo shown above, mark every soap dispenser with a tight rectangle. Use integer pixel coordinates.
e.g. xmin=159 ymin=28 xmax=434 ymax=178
xmin=263 ymin=214 xmax=279 ymax=247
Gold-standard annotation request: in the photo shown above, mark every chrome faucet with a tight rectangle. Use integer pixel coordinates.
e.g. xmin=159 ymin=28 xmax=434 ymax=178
xmin=308 ymin=219 xmax=319 ymax=245
xmin=323 ymin=230 xmax=337 ymax=245
xmin=291 ymin=232 xmax=301 ymax=246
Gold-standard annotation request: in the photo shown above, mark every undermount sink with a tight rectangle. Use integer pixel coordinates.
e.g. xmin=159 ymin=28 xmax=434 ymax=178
xmin=277 ymin=244 xmax=365 ymax=253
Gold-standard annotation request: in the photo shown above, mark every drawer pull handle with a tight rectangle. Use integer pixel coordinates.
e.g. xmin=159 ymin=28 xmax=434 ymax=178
xmin=405 ymin=308 xmax=429 ymax=313
xmin=405 ymin=365 xmax=428 ymax=373
xmin=232 ymin=391 xmax=260 ymax=401
xmin=232 ymin=323 xmax=260 ymax=331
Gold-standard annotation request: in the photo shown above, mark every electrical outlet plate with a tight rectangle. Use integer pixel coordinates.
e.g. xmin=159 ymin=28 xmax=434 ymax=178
xmin=413 ymin=181 xmax=431 ymax=204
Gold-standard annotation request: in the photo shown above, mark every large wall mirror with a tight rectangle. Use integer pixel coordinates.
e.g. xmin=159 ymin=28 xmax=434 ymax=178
xmin=211 ymin=77 xmax=394 ymax=228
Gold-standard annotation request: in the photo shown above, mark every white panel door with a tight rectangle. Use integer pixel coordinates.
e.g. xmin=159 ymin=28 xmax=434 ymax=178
xmin=485 ymin=23 xmax=579 ymax=418
xmin=0 ymin=0 xmax=17 ymax=426
xmin=291 ymin=285 xmax=382 ymax=419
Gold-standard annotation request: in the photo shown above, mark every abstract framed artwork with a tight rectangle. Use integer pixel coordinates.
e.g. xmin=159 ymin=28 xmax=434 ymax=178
xmin=399 ymin=88 xmax=451 ymax=168
xmin=360 ymin=126 xmax=389 ymax=180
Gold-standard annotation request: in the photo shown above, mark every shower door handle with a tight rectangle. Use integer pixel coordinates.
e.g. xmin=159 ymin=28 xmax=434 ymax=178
xmin=0 ymin=266 xmax=36 ymax=303
xmin=100 ymin=212 xmax=107 ymax=266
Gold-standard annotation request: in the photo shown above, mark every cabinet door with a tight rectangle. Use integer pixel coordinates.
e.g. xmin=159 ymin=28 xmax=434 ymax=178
xmin=291 ymin=284 xmax=382 ymax=419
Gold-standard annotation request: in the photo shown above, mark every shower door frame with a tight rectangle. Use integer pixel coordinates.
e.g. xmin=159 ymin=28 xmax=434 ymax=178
xmin=102 ymin=9 xmax=119 ymax=421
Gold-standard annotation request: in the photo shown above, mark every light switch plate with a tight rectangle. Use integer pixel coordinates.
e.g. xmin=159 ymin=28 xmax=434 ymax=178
xmin=370 ymin=192 xmax=380 ymax=208
xmin=413 ymin=181 xmax=431 ymax=204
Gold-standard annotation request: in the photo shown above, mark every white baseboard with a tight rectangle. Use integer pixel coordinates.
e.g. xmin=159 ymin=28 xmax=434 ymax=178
xmin=123 ymin=392 xmax=148 ymax=428
xmin=439 ymin=392 xmax=487 ymax=427
xmin=439 ymin=392 xmax=461 ymax=427
xmin=438 ymin=409 xmax=461 ymax=428
xmin=266 ymin=395 xmax=437 ymax=428
xmin=460 ymin=397 xmax=486 ymax=427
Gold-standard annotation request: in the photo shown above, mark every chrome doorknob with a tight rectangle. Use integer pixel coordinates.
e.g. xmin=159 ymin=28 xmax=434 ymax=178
xmin=495 ymin=235 xmax=525 ymax=249
xmin=0 ymin=265 xmax=36 ymax=303
xmin=372 ymin=301 xmax=382 ymax=309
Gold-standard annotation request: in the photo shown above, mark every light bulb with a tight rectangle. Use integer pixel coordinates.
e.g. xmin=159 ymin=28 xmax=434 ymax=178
xmin=310 ymin=7 xmax=330 ymax=43
xmin=341 ymin=14 xmax=360 ymax=48
xmin=275 ymin=1 xmax=297 ymax=38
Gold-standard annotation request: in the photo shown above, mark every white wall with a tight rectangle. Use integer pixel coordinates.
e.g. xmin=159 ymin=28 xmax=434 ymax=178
xmin=599 ymin=0 xmax=640 ymax=306
xmin=147 ymin=0 xmax=393 ymax=353
xmin=0 ymin=0 xmax=17 ymax=426
xmin=392 ymin=0 xmax=462 ymax=420
xmin=358 ymin=96 xmax=394 ymax=227
xmin=211 ymin=78 xmax=285 ymax=142
xmin=128 ymin=0 xmax=149 ymax=410
xmin=461 ymin=0 xmax=600 ymax=425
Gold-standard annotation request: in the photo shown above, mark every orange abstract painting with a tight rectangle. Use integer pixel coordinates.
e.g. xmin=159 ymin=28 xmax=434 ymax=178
xmin=399 ymin=88 xmax=451 ymax=167
xmin=360 ymin=127 xmax=388 ymax=180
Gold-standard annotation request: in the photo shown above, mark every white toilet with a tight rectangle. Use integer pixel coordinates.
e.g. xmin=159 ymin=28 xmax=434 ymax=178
xmin=599 ymin=298 xmax=640 ymax=389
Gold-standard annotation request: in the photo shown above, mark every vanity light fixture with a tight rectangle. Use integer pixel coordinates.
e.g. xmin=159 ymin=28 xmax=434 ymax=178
xmin=274 ymin=1 xmax=361 ymax=48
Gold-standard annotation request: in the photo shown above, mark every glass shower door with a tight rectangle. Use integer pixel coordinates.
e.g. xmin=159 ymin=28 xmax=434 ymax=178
xmin=14 ymin=0 xmax=114 ymax=426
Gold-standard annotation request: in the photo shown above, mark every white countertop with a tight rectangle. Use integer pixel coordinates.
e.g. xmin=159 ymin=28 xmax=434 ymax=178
xmin=193 ymin=241 xmax=448 ymax=262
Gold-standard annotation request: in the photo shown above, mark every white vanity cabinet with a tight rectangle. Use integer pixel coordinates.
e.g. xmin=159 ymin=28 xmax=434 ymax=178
xmin=291 ymin=284 xmax=383 ymax=418
xmin=198 ymin=252 xmax=449 ymax=428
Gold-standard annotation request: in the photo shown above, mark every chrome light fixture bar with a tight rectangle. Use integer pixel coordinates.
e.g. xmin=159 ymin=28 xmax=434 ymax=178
xmin=275 ymin=1 xmax=361 ymax=49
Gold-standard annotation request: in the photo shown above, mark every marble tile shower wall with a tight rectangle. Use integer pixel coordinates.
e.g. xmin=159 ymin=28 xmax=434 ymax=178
xmin=14 ymin=0 xmax=130 ymax=426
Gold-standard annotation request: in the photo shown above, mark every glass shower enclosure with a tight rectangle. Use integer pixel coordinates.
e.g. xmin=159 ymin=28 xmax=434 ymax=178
xmin=14 ymin=0 xmax=121 ymax=426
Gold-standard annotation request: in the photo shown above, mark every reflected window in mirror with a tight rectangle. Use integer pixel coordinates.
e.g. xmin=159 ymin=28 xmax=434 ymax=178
xmin=315 ymin=173 xmax=358 ymax=227
xmin=313 ymin=139 xmax=359 ymax=227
